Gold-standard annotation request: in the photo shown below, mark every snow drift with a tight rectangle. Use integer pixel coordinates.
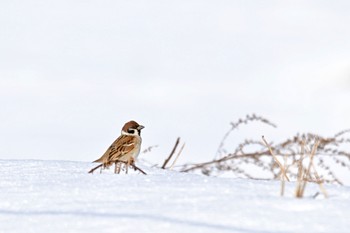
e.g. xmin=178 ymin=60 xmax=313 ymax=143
xmin=0 ymin=160 xmax=349 ymax=233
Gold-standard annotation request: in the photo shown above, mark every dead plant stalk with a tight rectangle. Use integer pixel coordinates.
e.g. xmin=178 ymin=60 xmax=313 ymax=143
xmin=169 ymin=143 xmax=185 ymax=170
xmin=162 ymin=137 xmax=180 ymax=169
xmin=262 ymin=136 xmax=290 ymax=182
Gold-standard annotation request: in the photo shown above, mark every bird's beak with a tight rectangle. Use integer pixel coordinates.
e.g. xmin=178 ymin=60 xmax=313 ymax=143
xmin=138 ymin=125 xmax=145 ymax=130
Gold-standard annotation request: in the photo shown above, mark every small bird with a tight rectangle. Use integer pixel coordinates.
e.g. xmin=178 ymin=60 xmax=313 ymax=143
xmin=89 ymin=120 xmax=145 ymax=174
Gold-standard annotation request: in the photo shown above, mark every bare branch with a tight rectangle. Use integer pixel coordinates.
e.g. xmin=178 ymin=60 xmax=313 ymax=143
xmin=169 ymin=143 xmax=185 ymax=170
xmin=162 ymin=137 xmax=180 ymax=169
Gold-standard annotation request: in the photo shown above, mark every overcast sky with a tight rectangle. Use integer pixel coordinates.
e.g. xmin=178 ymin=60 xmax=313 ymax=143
xmin=1 ymin=1 xmax=350 ymax=166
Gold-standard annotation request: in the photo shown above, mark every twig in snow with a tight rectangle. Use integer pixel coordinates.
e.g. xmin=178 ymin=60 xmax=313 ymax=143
xmin=169 ymin=143 xmax=185 ymax=170
xmin=162 ymin=137 xmax=180 ymax=169
xmin=262 ymin=136 xmax=290 ymax=182
xmin=88 ymin=160 xmax=147 ymax=175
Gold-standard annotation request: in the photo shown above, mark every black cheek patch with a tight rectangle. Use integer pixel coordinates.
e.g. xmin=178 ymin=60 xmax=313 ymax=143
xmin=127 ymin=129 xmax=135 ymax=134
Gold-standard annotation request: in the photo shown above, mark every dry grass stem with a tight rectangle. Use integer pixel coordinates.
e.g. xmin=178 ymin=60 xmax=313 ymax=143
xmin=311 ymin=162 xmax=328 ymax=198
xmin=280 ymin=155 xmax=288 ymax=196
xmin=169 ymin=143 xmax=185 ymax=170
xmin=215 ymin=114 xmax=277 ymax=158
xmin=162 ymin=137 xmax=180 ymax=169
xmin=180 ymin=115 xmax=349 ymax=186
xmin=262 ymin=136 xmax=290 ymax=182
xmin=142 ymin=145 xmax=158 ymax=154
xmin=301 ymin=140 xmax=320 ymax=193
xmin=294 ymin=140 xmax=327 ymax=198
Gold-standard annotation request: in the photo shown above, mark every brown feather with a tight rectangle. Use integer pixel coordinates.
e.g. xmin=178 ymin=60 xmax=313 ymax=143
xmin=93 ymin=135 xmax=141 ymax=164
xmin=122 ymin=120 xmax=140 ymax=132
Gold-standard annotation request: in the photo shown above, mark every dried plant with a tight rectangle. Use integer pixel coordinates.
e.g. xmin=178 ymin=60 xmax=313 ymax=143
xmin=169 ymin=143 xmax=185 ymax=170
xmin=264 ymin=136 xmax=328 ymax=198
xmin=181 ymin=114 xmax=350 ymax=185
xmin=162 ymin=138 xmax=180 ymax=169
xmin=161 ymin=137 xmax=185 ymax=169
xmin=142 ymin=145 xmax=159 ymax=154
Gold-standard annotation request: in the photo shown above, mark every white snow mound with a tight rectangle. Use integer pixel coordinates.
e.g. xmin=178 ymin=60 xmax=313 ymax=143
xmin=0 ymin=160 xmax=349 ymax=233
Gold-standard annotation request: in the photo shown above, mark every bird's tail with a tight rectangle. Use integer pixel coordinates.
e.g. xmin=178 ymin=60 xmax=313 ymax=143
xmin=93 ymin=157 xmax=103 ymax=163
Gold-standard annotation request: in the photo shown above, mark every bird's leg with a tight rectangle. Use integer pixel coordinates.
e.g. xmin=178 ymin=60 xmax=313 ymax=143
xmin=115 ymin=160 xmax=147 ymax=175
xmin=100 ymin=163 xmax=108 ymax=173
xmin=117 ymin=162 xmax=120 ymax=174
xmin=114 ymin=162 xmax=121 ymax=174
xmin=125 ymin=160 xmax=129 ymax=174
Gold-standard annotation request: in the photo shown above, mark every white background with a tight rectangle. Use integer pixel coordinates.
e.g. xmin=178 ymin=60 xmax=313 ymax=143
xmin=1 ymin=1 xmax=350 ymax=166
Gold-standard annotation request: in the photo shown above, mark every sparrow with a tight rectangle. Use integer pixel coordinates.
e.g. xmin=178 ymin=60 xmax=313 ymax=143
xmin=89 ymin=120 xmax=145 ymax=174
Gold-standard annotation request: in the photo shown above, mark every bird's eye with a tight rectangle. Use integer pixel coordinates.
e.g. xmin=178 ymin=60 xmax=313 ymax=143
xmin=127 ymin=129 xmax=135 ymax=134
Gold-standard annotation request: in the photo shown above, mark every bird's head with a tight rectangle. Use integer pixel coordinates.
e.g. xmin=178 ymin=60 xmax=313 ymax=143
xmin=121 ymin=120 xmax=145 ymax=136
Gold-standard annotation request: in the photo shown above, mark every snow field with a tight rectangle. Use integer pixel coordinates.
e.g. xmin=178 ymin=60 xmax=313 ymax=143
xmin=0 ymin=160 xmax=349 ymax=233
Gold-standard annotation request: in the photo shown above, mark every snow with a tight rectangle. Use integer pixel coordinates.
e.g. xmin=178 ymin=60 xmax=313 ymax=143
xmin=0 ymin=160 xmax=349 ymax=233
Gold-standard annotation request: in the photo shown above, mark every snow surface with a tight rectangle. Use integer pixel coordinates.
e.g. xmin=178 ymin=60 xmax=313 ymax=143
xmin=0 ymin=160 xmax=349 ymax=233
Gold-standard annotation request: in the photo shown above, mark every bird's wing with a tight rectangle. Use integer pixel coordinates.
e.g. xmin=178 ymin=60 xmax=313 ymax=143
xmin=92 ymin=135 xmax=124 ymax=163
xmin=107 ymin=135 xmax=137 ymax=161
xmin=93 ymin=135 xmax=138 ymax=164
